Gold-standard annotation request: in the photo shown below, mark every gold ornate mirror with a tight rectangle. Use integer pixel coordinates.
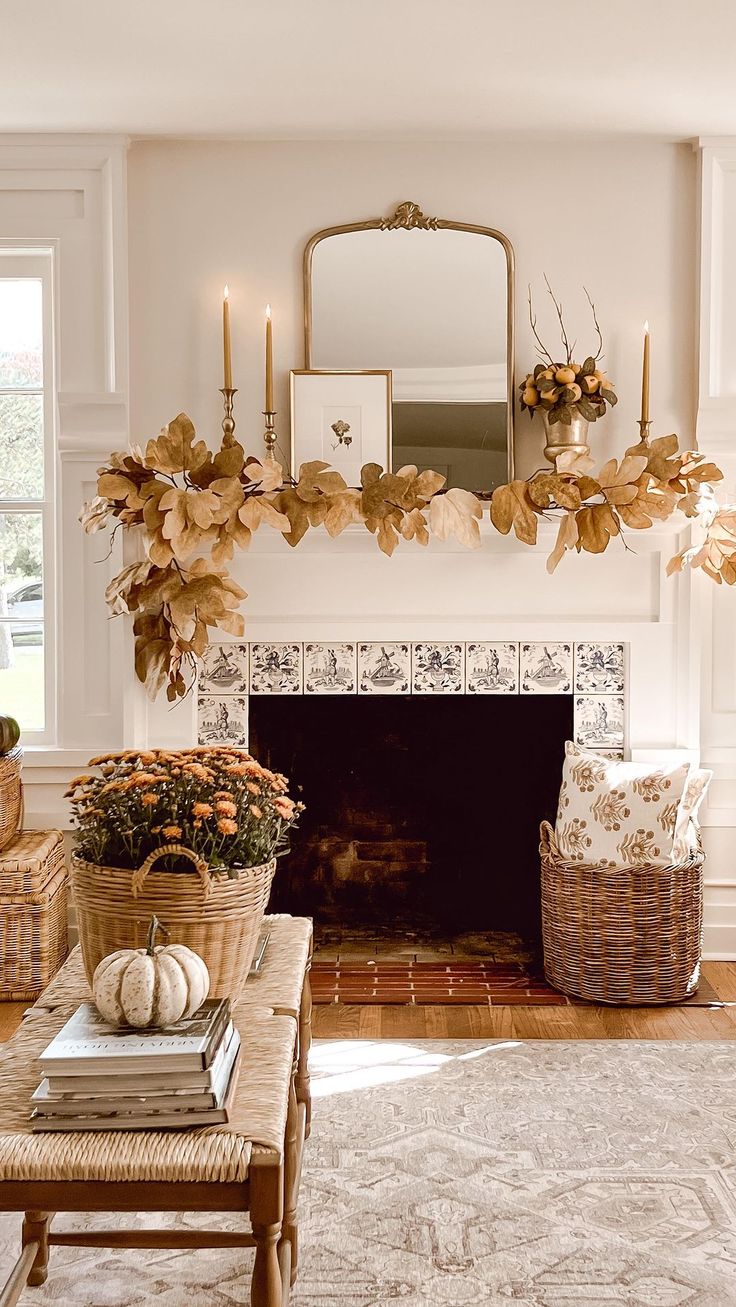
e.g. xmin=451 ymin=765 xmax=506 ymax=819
xmin=304 ymin=201 xmax=515 ymax=486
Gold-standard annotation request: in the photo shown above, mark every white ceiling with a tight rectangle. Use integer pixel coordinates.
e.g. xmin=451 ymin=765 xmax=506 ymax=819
xmin=2 ymin=0 xmax=734 ymax=140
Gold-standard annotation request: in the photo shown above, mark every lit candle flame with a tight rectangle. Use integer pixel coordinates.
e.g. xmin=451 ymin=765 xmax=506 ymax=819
xmin=224 ymin=284 xmax=229 ymax=300
xmin=266 ymin=303 xmax=271 ymax=319
xmin=644 ymin=319 xmax=649 ymax=332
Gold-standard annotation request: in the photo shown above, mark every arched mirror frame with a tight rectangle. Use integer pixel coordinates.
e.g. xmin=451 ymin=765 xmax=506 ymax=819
xmin=303 ymin=200 xmax=516 ymax=481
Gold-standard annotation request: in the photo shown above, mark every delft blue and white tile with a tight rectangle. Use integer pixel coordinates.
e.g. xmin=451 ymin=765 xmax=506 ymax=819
xmin=465 ymin=642 xmax=518 ymax=694
xmin=198 ymin=642 xmax=248 ymax=695
xmin=249 ymin=642 xmax=302 ymax=694
xmin=197 ymin=695 xmax=248 ymax=747
xmin=575 ymin=641 xmax=625 ymax=694
xmin=412 ymin=642 xmax=464 ymax=694
xmin=520 ymin=642 xmax=573 ymax=694
xmin=575 ymin=693 xmax=625 ymax=753
xmin=358 ymin=643 xmax=411 ymax=695
xmin=304 ymin=642 xmax=356 ymax=694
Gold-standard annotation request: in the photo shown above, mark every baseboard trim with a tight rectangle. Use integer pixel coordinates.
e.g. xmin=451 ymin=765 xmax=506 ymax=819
xmin=702 ymin=920 xmax=736 ymax=960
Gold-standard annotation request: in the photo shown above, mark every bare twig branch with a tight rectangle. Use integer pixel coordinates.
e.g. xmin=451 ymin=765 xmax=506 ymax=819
xmin=544 ymin=274 xmax=572 ymax=364
xmin=584 ymin=286 xmax=604 ymax=361
xmin=96 ymin=520 xmax=122 ymax=564
xmin=528 ymin=285 xmax=554 ymax=365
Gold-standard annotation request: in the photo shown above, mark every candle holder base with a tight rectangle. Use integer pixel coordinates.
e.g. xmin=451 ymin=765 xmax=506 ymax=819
xmin=220 ymin=388 xmax=238 ymax=445
xmin=263 ymin=411 xmax=278 ymax=463
xmin=636 ymin=419 xmax=653 ymax=445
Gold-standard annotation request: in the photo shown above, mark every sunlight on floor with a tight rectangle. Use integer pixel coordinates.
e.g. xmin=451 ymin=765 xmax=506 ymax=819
xmin=309 ymin=1039 xmax=523 ymax=1098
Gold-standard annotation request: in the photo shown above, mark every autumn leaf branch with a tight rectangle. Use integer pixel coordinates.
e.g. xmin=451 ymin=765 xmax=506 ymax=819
xmin=81 ymin=413 xmax=731 ymax=702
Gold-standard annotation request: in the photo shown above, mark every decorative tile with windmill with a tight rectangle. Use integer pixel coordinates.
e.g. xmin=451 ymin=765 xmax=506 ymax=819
xmin=520 ymin=642 xmax=573 ymax=694
xmin=198 ymin=643 xmax=248 ymax=695
xmin=358 ymin=643 xmax=411 ymax=695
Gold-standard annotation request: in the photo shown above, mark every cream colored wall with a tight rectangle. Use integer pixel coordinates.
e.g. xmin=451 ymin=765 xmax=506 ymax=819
xmin=127 ymin=139 xmax=697 ymax=480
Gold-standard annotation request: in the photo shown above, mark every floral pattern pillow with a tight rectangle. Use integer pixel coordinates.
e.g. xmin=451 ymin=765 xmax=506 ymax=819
xmin=673 ymin=767 xmax=712 ymax=859
xmin=555 ymin=742 xmax=693 ymax=867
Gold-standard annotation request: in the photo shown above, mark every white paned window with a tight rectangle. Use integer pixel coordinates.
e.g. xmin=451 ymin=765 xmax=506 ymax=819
xmin=0 ymin=253 xmax=55 ymax=740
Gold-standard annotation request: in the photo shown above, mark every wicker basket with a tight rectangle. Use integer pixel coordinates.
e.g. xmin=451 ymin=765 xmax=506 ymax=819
xmin=540 ymin=820 xmax=703 ymax=1005
xmin=71 ymin=842 xmax=276 ymax=999
xmin=0 ymin=747 xmax=23 ymax=852
xmin=0 ymin=829 xmax=69 ymax=1000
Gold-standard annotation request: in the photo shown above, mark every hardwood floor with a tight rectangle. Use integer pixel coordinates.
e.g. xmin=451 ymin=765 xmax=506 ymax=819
xmin=2 ymin=962 xmax=735 ymax=1044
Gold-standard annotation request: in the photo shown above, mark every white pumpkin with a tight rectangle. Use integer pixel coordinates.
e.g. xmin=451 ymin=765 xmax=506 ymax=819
xmin=92 ymin=916 xmax=210 ymax=1028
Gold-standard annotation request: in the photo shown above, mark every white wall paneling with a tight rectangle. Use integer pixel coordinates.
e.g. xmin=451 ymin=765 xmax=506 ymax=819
xmin=697 ymin=141 xmax=736 ymax=453
xmin=696 ymin=139 xmax=736 ymax=955
xmin=0 ymin=137 xmax=129 ymax=782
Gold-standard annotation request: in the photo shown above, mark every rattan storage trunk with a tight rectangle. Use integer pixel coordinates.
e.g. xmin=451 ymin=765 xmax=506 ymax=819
xmin=540 ymin=820 xmax=703 ymax=1005
xmin=0 ymin=829 xmax=69 ymax=1000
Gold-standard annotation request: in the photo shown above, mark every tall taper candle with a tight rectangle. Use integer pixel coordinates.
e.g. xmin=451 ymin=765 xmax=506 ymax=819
xmin=223 ymin=285 xmax=233 ymax=390
xmin=640 ymin=320 xmax=650 ymax=425
xmin=265 ymin=304 xmax=273 ymax=412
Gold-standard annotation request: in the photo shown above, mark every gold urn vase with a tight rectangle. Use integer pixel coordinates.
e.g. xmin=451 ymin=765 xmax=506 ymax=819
xmin=541 ymin=412 xmax=590 ymax=465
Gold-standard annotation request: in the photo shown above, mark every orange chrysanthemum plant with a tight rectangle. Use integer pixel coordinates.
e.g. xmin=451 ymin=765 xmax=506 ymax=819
xmin=65 ymin=747 xmax=304 ymax=875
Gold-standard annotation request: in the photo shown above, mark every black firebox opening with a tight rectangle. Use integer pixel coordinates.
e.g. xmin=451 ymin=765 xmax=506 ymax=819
xmin=250 ymin=694 xmax=572 ymax=945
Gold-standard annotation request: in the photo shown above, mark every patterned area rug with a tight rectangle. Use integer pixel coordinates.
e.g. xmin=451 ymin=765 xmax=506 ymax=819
xmin=1 ymin=1039 xmax=735 ymax=1305
xmin=310 ymin=960 xmax=723 ymax=1006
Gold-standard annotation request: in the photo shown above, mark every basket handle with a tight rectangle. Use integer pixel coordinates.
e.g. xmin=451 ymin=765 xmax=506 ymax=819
xmin=131 ymin=843 xmax=211 ymax=899
xmin=539 ymin=820 xmax=556 ymax=858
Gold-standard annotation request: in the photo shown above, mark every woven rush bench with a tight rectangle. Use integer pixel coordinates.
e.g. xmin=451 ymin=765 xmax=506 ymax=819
xmin=33 ymin=914 xmax=314 ymax=1134
xmin=0 ymin=913 xmax=313 ymax=1307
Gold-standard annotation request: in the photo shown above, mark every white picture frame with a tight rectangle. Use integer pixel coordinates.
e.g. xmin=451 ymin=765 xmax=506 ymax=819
xmin=290 ymin=369 xmax=392 ymax=483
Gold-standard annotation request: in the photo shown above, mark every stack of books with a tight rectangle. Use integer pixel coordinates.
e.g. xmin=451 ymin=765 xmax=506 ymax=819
xmin=30 ymin=998 xmax=240 ymax=1132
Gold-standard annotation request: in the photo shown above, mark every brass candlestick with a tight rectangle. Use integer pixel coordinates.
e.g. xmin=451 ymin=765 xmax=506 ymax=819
xmin=263 ymin=410 xmax=278 ymax=462
xmin=220 ymin=387 xmax=238 ymax=446
xmin=636 ymin=419 xmax=653 ymax=445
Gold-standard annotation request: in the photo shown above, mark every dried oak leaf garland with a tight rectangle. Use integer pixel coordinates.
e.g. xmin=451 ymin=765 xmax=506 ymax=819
xmin=80 ymin=414 xmax=732 ymax=701
xmin=490 ymin=436 xmax=726 ymax=574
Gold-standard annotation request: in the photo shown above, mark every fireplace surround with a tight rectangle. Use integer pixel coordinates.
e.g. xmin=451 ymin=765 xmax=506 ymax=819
xmin=197 ymin=639 xmax=627 ymax=752
xmin=196 ymin=638 xmax=627 ymax=942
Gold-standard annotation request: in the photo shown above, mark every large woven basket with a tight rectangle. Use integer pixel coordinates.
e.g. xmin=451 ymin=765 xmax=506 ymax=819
xmin=71 ymin=843 xmax=276 ymax=999
xmin=0 ymin=747 xmax=23 ymax=852
xmin=540 ymin=820 xmax=703 ymax=1005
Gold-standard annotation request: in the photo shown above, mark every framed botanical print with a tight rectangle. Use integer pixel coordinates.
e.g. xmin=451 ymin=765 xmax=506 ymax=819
xmin=290 ymin=370 xmax=392 ymax=483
